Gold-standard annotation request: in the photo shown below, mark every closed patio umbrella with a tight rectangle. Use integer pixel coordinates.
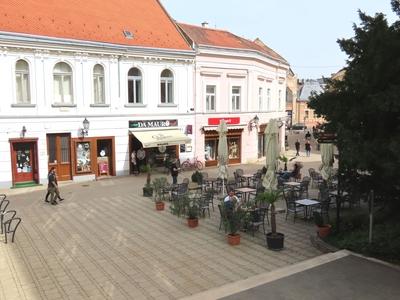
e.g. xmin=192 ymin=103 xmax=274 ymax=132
xmin=320 ymin=143 xmax=334 ymax=180
xmin=217 ymin=119 xmax=228 ymax=194
xmin=262 ymin=119 xmax=279 ymax=190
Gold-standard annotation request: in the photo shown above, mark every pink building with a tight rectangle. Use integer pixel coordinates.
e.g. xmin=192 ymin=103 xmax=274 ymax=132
xmin=178 ymin=23 xmax=290 ymax=166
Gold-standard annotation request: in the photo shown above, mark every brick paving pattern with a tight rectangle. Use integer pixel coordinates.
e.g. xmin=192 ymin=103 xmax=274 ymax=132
xmin=0 ymin=160 xmax=323 ymax=299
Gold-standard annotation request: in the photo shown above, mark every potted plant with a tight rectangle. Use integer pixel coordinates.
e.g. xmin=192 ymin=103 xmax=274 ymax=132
xmin=186 ymin=198 xmax=200 ymax=228
xmin=224 ymin=206 xmax=245 ymax=245
xmin=170 ymin=194 xmax=200 ymax=228
xmin=191 ymin=171 xmax=203 ymax=184
xmin=261 ymin=189 xmax=285 ymax=250
xmin=313 ymin=211 xmax=332 ymax=238
xmin=152 ymin=177 xmax=168 ymax=211
xmin=142 ymin=164 xmax=153 ymax=197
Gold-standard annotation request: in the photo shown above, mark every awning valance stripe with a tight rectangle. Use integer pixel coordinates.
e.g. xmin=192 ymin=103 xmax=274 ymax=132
xmin=202 ymin=124 xmax=246 ymax=132
xmin=130 ymin=129 xmax=191 ymax=148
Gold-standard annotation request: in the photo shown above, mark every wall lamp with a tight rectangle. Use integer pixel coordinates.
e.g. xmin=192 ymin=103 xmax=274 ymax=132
xmin=80 ymin=117 xmax=90 ymax=137
xmin=21 ymin=126 xmax=27 ymax=138
xmin=248 ymin=115 xmax=259 ymax=131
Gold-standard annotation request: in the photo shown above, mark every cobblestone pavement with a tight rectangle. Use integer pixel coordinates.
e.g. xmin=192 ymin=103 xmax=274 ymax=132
xmin=0 ymin=157 xmax=324 ymax=300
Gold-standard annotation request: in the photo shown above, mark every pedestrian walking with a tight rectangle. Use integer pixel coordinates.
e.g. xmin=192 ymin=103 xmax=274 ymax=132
xmin=305 ymin=131 xmax=311 ymax=140
xmin=170 ymin=157 xmax=180 ymax=185
xmin=305 ymin=140 xmax=311 ymax=157
xmin=295 ymin=139 xmax=300 ymax=156
xmin=45 ymin=168 xmax=64 ymax=203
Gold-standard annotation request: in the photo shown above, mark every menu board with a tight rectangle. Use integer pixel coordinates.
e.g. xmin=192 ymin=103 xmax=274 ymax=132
xmin=76 ymin=142 xmax=91 ymax=172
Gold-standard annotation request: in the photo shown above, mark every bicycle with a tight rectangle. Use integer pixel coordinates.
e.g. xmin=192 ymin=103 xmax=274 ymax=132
xmin=181 ymin=157 xmax=203 ymax=171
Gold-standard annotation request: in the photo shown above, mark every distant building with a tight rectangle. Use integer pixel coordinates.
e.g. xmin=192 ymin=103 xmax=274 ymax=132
xmin=295 ymin=79 xmax=325 ymax=127
xmin=178 ymin=23 xmax=290 ymax=162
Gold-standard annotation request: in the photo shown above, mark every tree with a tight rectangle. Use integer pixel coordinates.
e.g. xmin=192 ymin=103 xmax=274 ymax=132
xmin=309 ymin=5 xmax=400 ymax=227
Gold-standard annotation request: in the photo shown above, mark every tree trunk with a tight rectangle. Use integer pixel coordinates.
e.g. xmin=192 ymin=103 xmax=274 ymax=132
xmin=270 ymin=203 xmax=276 ymax=234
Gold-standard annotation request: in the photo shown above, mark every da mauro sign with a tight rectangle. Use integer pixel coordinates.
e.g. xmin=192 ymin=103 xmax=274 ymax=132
xmin=129 ymin=119 xmax=178 ymax=129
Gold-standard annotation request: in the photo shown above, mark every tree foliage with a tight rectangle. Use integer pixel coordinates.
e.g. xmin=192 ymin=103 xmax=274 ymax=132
xmin=309 ymin=6 xmax=400 ymax=211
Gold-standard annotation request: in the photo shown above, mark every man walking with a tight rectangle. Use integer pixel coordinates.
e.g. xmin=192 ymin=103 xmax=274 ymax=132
xmin=46 ymin=167 xmax=59 ymax=205
xmin=170 ymin=157 xmax=180 ymax=185
xmin=305 ymin=140 xmax=311 ymax=157
xmin=45 ymin=168 xmax=64 ymax=203
xmin=295 ymin=139 xmax=300 ymax=156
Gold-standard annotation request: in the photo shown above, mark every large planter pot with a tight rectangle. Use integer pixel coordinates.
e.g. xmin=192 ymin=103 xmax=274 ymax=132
xmin=317 ymin=224 xmax=332 ymax=238
xmin=155 ymin=201 xmax=165 ymax=211
xmin=266 ymin=232 xmax=285 ymax=250
xmin=143 ymin=186 xmax=153 ymax=197
xmin=187 ymin=218 xmax=199 ymax=228
xmin=227 ymin=233 xmax=241 ymax=246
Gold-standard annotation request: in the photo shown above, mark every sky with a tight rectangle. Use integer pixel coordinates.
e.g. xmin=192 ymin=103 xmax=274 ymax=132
xmin=161 ymin=0 xmax=398 ymax=79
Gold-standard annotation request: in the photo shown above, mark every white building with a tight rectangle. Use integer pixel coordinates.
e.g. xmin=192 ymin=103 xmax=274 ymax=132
xmin=0 ymin=0 xmax=195 ymax=187
xmin=178 ymin=23 xmax=289 ymax=167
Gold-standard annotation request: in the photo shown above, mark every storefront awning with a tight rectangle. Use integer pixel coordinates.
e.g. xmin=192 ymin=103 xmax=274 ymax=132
xmin=202 ymin=124 xmax=246 ymax=132
xmin=130 ymin=129 xmax=191 ymax=148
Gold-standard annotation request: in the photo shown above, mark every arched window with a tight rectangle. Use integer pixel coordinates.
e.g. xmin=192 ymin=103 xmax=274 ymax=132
xmin=15 ymin=60 xmax=30 ymax=104
xmin=53 ymin=62 xmax=73 ymax=104
xmin=128 ymin=68 xmax=142 ymax=104
xmin=93 ymin=64 xmax=105 ymax=104
xmin=160 ymin=69 xmax=173 ymax=104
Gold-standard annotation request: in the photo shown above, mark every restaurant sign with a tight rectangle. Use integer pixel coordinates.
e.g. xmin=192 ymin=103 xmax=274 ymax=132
xmin=129 ymin=119 xmax=178 ymax=129
xmin=208 ymin=117 xmax=240 ymax=126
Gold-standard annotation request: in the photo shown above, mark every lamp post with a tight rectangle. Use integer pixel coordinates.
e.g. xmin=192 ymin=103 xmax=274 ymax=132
xmin=80 ymin=118 xmax=90 ymax=137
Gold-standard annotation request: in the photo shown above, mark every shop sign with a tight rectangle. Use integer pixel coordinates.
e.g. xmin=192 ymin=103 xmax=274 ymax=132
xmin=129 ymin=119 xmax=178 ymax=129
xmin=317 ymin=132 xmax=337 ymax=144
xmin=208 ymin=117 xmax=240 ymax=125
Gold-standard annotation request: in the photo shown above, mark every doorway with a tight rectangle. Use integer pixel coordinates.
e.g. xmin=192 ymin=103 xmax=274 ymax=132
xmin=10 ymin=139 xmax=39 ymax=185
xmin=47 ymin=133 xmax=72 ymax=181
xmin=96 ymin=139 xmax=114 ymax=176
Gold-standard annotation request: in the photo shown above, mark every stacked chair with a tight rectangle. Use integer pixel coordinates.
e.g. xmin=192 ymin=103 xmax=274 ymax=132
xmin=0 ymin=194 xmax=22 ymax=243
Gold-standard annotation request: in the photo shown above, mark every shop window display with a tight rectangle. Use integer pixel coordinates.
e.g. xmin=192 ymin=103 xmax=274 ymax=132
xmin=76 ymin=142 xmax=91 ymax=172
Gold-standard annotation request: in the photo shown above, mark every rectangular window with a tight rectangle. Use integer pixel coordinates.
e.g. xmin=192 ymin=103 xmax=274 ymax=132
xmin=93 ymin=75 xmax=105 ymax=104
xmin=278 ymin=90 xmax=282 ymax=110
xmin=206 ymin=85 xmax=216 ymax=112
xmin=258 ymin=87 xmax=263 ymax=110
xmin=161 ymin=79 xmax=173 ymax=104
xmin=16 ymin=73 xmax=30 ymax=104
xmin=231 ymin=86 xmax=241 ymax=111
xmin=60 ymin=136 xmax=70 ymax=163
xmin=76 ymin=142 xmax=91 ymax=173
xmin=266 ymin=88 xmax=271 ymax=111
xmin=128 ymin=78 xmax=142 ymax=104
xmin=54 ymin=75 xmax=73 ymax=104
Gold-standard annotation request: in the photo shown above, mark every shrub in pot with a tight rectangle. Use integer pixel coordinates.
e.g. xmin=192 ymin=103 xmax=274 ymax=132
xmin=152 ymin=177 xmax=168 ymax=211
xmin=170 ymin=194 xmax=200 ymax=228
xmin=260 ymin=189 xmax=285 ymax=250
xmin=191 ymin=171 xmax=203 ymax=184
xmin=313 ymin=211 xmax=332 ymax=238
xmin=224 ymin=205 xmax=245 ymax=245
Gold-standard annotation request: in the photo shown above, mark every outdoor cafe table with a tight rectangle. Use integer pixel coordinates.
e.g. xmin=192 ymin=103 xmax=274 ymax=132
xmin=240 ymin=174 xmax=254 ymax=187
xmin=204 ymin=177 xmax=218 ymax=189
xmin=234 ymin=187 xmax=256 ymax=203
xmin=295 ymin=199 xmax=320 ymax=219
xmin=283 ymin=181 xmax=301 ymax=190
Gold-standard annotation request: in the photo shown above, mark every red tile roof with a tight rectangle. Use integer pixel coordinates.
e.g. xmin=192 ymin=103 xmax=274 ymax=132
xmin=178 ymin=23 xmax=287 ymax=63
xmin=0 ymin=0 xmax=191 ymax=51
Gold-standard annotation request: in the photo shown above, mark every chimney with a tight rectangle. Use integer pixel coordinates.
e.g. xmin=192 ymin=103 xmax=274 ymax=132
xmin=201 ymin=21 xmax=209 ymax=28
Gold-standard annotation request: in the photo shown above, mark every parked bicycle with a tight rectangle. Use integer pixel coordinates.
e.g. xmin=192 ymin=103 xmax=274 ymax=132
xmin=181 ymin=157 xmax=203 ymax=171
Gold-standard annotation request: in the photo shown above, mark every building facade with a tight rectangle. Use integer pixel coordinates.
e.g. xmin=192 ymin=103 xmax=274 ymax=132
xmin=0 ymin=0 xmax=195 ymax=188
xmin=295 ymin=79 xmax=325 ymax=127
xmin=178 ymin=23 xmax=289 ymax=166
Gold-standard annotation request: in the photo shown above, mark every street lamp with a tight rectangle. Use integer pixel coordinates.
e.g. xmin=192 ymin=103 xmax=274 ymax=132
xmin=248 ymin=115 xmax=259 ymax=131
xmin=80 ymin=118 xmax=90 ymax=137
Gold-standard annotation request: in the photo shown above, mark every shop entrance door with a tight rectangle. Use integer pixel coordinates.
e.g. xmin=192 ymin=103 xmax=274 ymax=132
xmin=12 ymin=142 xmax=35 ymax=183
xmin=47 ymin=133 xmax=71 ymax=181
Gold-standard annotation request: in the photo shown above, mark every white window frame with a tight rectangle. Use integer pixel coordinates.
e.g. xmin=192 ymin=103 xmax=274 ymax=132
xmin=53 ymin=62 xmax=74 ymax=105
xmin=128 ymin=68 xmax=142 ymax=104
xmin=206 ymin=85 xmax=216 ymax=112
xmin=93 ymin=64 xmax=105 ymax=105
xmin=258 ymin=87 xmax=263 ymax=111
xmin=278 ymin=89 xmax=282 ymax=111
xmin=231 ymin=86 xmax=241 ymax=112
xmin=160 ymin=70 xmax=174 ymax=104
xmin=15 ymin=59 xmax=31 ymax=104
